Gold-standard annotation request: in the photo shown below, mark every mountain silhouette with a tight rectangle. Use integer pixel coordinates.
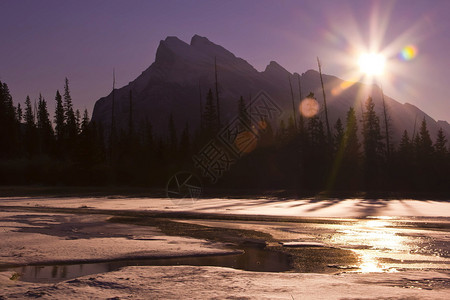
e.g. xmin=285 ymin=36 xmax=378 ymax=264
xmin=91 ymin=35 xmax=450 ymax=142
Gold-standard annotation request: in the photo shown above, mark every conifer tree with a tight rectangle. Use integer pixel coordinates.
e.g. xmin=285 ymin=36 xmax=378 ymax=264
xmin=24 ymin=95 xmax=36 ymax=156
xmin=37 ymin=94 xmax=52 ymax=130
xmin=76 ymin=109 xmax=96 ymax=168
xmin=37 ymin=94 xmax=54 ymax=155
xmin=238 ymin=96 xmax=250 ymax=125
xmin=343 ymin=107 xmax=361 ymax=188
xmin=306 ymin=115 xmax=327 ymax=188
xmin=24 ymin=96 xmax=34 ymax=129
xmin=0 ymin=82 xmax=18 ymax=157
xmin=398 ymin=130 xmax=413 ymax=165
xmin=81 ymin=109 xmax=90 ymax=133
xmin=75 ymin=109 xmax=81 ymax=134
xmin=434 ymin=128 xmax=448 ymax=155
xmin=416 ymin=118 xmax=434 ymax=157
xmin=399 ymin=130 xmax=411 ymax=152
xmin=308 ymin=116 xmax=325 ymax=147
xmin=168 ymin=113 xmax=177 ymax=153
xmin=202 ymin=89 xmax=218 ymax=139
xmin=54 ymin=90 xmax=65 ymax=141
xmin=395 ymin=130 xmax=414 ymax=189
xmin=433 ymin=128 xmax=449 ymax=191
xmin=362 ymin=97 xmax=384 ymax=188
xmin=413 ymin=118 xmax=434 ymax=190
xmin=344 ymin=107 xmax=360 ymax=160
xmin=53 ymin=90 xmax=65 ymax=157
xmin=63 ymin=78 xmax=77 ymax=140
xmin=16 ymin=103 xmax=22 ymax=123
xmin=330 ymin=107 xmax=361 ymax=190
xmin=334 ymin=118 xmax=344 ymax=153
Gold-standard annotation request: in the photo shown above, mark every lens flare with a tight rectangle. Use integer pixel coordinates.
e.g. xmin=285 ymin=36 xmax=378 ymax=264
xmin=257 ymin=120 xmax=268 ymax=130
xmin=400 ymin=45 xmax=417 ymax=61
xmin=234 ymin=130 xmax=257 ymax=154
xmin=299 ymin=98 xmax=319 ymax=118
xmin=331 ymin=80 xmax=356 ymax=96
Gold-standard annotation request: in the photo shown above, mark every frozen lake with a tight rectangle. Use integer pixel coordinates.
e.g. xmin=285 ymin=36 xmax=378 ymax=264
xmin=0 ymin=196 xmax=449 ymax=299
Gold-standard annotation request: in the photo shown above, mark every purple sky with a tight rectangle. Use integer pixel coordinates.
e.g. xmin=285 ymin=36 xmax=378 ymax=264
xmin=1 ymin=0 xmax=449 ymax=121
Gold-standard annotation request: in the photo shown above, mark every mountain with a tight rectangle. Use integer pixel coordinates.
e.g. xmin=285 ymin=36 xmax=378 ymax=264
xmin=91 ymin=35 xmax=449 ymax=142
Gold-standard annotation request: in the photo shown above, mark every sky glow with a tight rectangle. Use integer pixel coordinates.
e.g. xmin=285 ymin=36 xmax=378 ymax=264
xmin=0 ymin=0 xmax=449 ymax=121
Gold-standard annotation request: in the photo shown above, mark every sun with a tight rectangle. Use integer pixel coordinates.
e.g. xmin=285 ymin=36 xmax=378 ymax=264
xmin=358 ymin=53 xmax=386 ymax=76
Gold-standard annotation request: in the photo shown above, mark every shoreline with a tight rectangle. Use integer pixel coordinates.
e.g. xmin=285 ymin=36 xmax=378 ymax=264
xmin=1 ymin=185 xmax=449 ymax=201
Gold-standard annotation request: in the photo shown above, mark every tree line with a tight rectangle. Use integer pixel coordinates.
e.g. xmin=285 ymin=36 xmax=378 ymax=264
xmin=222 ymin=93 xmax=449 ymax=194
xmin=0 ymin=79 xmax=449 ymax=194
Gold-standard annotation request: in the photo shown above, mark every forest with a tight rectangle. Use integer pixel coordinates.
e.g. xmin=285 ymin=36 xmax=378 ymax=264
xmin=0 ymin=78 xmax=449 ymax=195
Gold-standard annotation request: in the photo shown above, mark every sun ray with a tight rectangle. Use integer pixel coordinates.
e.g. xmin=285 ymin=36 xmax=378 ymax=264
xmin=286 ymin=1 xmax=441 ymax=126
xmin=368 ymin=1 xmax=395 ymax=53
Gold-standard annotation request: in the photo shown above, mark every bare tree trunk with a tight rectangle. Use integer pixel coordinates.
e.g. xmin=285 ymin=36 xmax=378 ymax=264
xmin=111 ymin=68 xmax=116 ymax=133
xmin=214 ymin=57 xmax=221 ymax=128
xmin=317 ymin=57 xmax=331 ymax=142
xmin=109 ymin=68 xmax=116 ymax=162
xmin=380 ymin=85 xmax=391 ymax=158
xmin=198 ymin=80 xmax=203 ymax=129
xmin=412 ymin=114 xmax=418 ymax=140
xmin=33 ymin=99 xmax=37 ymax=124
xmin=288 ymin=76 xmax=297 ymax=130
xmin=129 ymin=89 xmax=133 ymax=136
xmin=249 ymin=92 xmax=252 ymax=117
xmin=297 ymin=74 xmax=304 ymax=132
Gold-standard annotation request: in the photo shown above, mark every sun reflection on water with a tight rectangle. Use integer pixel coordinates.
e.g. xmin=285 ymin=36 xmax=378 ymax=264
xmin=365 ymin=220 xmax=389 ymax=228
xmin=358 ymin=252 xmax=385 ymax=273
xmin=331 ymin=217 xmax=411 ymax=272
xmin=334 ymin=219 xmax=407 ymax=252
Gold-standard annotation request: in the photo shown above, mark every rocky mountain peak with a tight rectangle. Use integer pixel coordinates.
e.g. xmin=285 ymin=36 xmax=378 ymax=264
xmin=190 ymin=34 xmax=236 ymax=60
xmin=263 ymin=61 xmax=292 ymax=78
xmin=155 ymin=36 xmax=204 ymax=64
xmin=190 ymin=34 xmax=211 ymax=46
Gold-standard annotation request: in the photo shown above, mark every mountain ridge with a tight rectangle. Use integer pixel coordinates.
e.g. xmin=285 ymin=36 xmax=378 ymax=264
xmin=91 ymin=35 xmax=449 ymax=142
